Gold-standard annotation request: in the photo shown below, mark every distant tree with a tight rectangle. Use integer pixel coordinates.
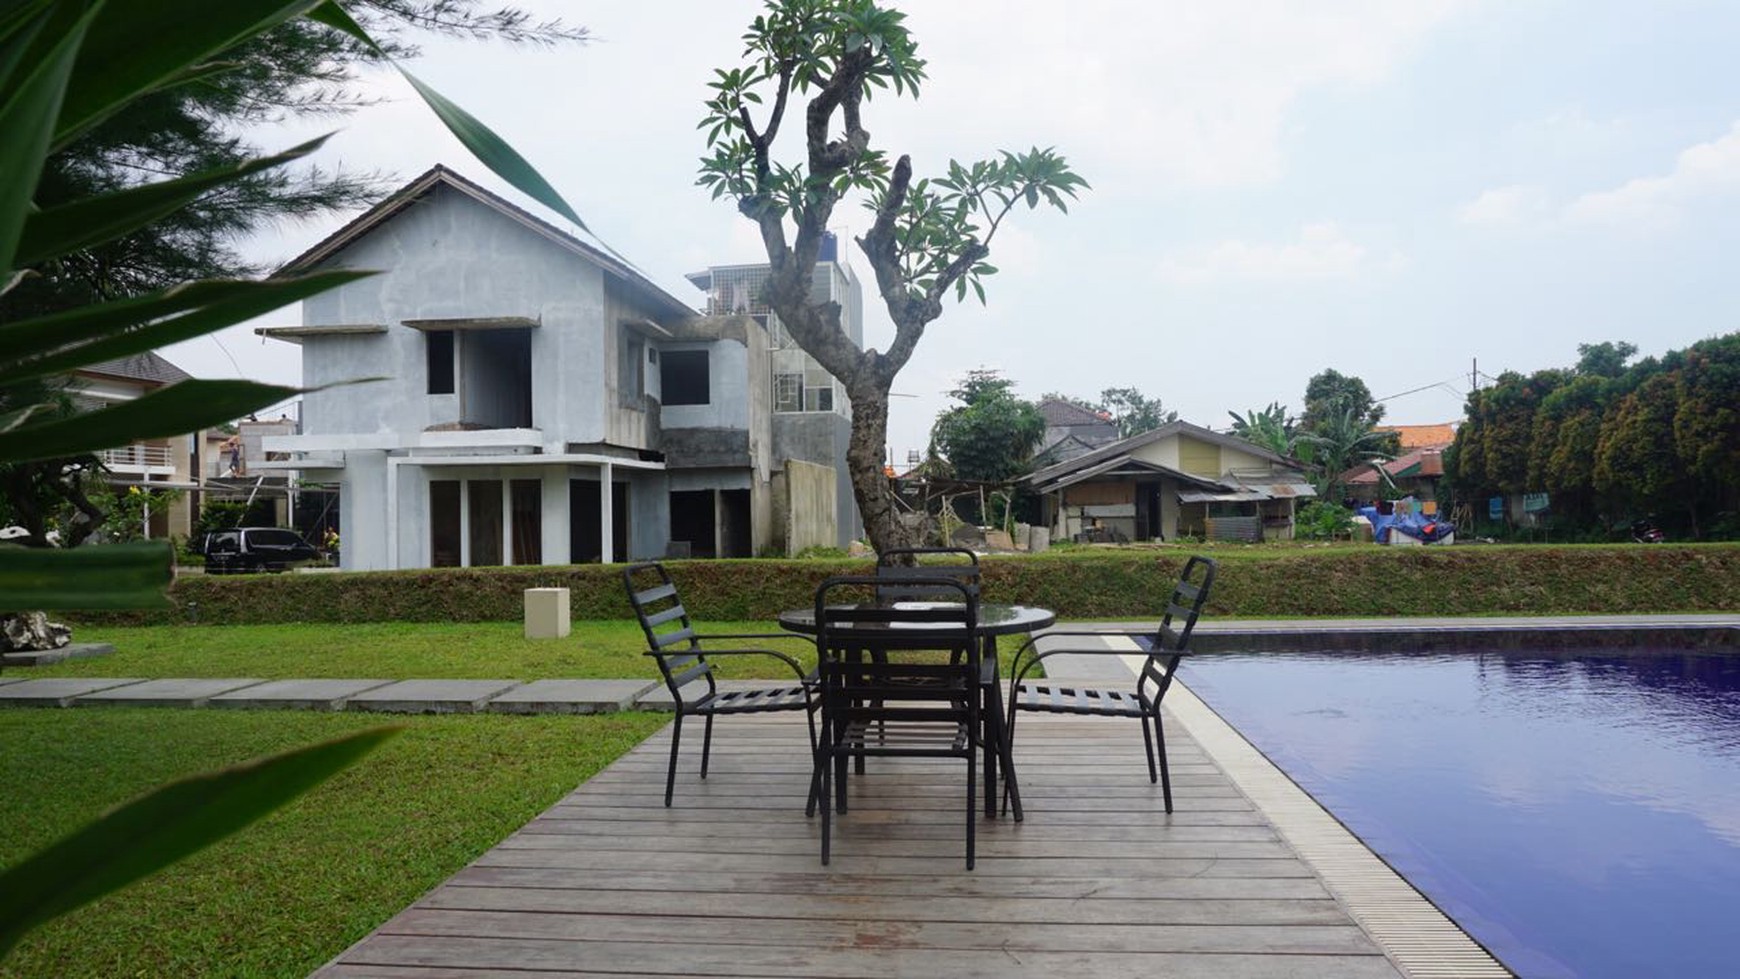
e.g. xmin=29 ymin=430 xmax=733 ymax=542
xmin=1294 ymin=405 xmax=1393 ymax=501
xmin=1300 ymin=368 xmax=1385 ymax=434
xmin=1671 ymin=334 xmax=1740 ymax=531
xmin=1575 ymin=340 xmax=1638 ymax=379
xmin=1596 ymin=373 xmax=1692 ymax=532
xmin=1227 ymin=402 xmax=1295 ymax=457
xmin=928 ymin=370 xmax=1046 ymax=483
xmin=1097 ymin=387 xmax=1175 ymax=437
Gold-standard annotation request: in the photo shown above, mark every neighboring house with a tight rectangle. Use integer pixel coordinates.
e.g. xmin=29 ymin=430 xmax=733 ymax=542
xmin=71 ymin=353 xmax=199 ymax=540
xmin=1025 ymin=420 xmax=1315 ymax=542
xmin=685 ymin=236 xmax=863 ymax=551
xmin=1034 ymin=398 xmax=1118 ymax=466
xmin=1341 ymin=422 xmax=1457 ymax=502
xmin=258 ymin=165 xmax=859 ymax=571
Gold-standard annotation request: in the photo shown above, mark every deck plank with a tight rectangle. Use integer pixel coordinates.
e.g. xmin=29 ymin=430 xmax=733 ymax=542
xmin=314 ymin=714 xmax=1401 ymax=978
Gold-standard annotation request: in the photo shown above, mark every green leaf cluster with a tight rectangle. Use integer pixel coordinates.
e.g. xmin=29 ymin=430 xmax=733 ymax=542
xmin=0 ymin=0 xmax=595 ymax=954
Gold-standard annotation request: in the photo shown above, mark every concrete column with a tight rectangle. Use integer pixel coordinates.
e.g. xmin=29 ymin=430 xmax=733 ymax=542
xmin=459 ymin=479 xmax=471 ymax=567
xmin=599 ymin=461 xmax=614 ymax=564
xmin=543 ymin=468 xmax=569 ymax=565
xmin=500 ymin=477 xmax=512 ymax=565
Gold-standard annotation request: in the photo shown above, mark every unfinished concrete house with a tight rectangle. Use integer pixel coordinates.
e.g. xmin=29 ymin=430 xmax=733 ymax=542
xmin=257 ymin=166 xmax=859 ymax=570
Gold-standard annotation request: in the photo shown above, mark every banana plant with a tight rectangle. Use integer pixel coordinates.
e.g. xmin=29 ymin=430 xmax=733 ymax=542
xmin=0 ymin=0 xmax=594 ymax=954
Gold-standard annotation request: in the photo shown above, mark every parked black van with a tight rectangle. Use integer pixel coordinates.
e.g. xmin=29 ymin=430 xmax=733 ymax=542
xmin=199 ymin=527 xmax=321 ymax=574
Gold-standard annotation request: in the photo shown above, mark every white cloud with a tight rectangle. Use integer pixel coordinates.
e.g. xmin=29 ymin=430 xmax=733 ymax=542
xmin=1565 ymin=121 xmax=1740 ymax=227
xmin=1456 ymin=185 xmax=1550 ymax=227
xmin=1157 ymin=222 xmax=1387 ymax=284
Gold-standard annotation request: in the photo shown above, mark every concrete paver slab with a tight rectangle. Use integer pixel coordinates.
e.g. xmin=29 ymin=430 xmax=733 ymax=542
xmin=345 ymin=680 xmax=523 ymax=714
xmin=209 ymin=679 xmax=398 ymax=711
xmin=0 ymin=678 xmax=145 ymax=706
xmin=1 ymin=642 xmax=114 ymax=668
xmin=633 ymin=679 xmax=803 ymax=712
xmin=486 ymin=679 xmax=656 ymax=715
xmin=75 ymin=678 xmax=266 ymax=708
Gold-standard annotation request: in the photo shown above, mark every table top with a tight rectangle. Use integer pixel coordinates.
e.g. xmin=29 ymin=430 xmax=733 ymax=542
xmin=778 ymin=602 xmax=1056 ymax=636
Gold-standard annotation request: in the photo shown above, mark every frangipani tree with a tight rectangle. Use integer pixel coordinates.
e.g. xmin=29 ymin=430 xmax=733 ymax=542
xmin=698 ymin=0 xmax=1086 ymax=553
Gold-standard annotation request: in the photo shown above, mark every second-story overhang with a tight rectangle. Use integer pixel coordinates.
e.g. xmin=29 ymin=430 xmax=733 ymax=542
xmin=258 ymin=429 xmax=665 ymax=473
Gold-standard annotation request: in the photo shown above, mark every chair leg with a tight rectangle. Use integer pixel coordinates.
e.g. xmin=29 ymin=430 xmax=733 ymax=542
xmin=1154 ymin=711 xmax=1174 ymax=814
xmin=1140 ymin=710 xmax=1159 ymax=783
xmin=805 ymin=709 xmax=822 ymax=818
xmin=700 ymin=714 xmax=715 ymax=779
xmin=966 ymin=750 xmax=977 ymax=871
xmin=820 ymin=739 xmax=833 ymax=865
xmin=664 ymin=714 xmax=683 ymax=808
xmin=1000 ymin=701 xmax=1020 ymax=817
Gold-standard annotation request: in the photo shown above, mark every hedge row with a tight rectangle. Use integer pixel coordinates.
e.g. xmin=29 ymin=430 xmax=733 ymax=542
xmin=78 ymin=544 xmax=1740 ymax=626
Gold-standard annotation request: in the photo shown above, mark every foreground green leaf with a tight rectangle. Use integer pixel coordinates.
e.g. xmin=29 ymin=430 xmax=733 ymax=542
xmin=0 ymin=540 xmax=171 ymax=612
xmin=0 ymin=725 xmax=400 ymax=957
xmin=0 ymin=379 xmax=297 ymax=463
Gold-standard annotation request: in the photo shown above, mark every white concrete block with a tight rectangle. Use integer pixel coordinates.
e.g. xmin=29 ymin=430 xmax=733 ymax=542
xmin=524 ymin=587 xmax=571 ymax=639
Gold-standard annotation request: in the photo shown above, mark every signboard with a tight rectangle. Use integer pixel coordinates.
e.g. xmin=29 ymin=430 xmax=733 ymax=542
xmin=1523 ymin=492 xmax=1550 ymax=513
xmin=1489 ymin=496 xmax=1503 ymax=520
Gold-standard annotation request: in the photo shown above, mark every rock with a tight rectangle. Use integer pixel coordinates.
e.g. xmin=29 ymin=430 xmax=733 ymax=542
xmin=0 ymin=612 xmax=72 ymax=652
xmin=949 ymin=524 xmax=986 ymax=548
xmin=983 ymin=529 xmax=1015 ymax=551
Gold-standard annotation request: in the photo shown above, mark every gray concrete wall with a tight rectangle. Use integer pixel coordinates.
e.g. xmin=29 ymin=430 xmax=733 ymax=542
xmin=782 ymin=459 xmax=837 ymax=555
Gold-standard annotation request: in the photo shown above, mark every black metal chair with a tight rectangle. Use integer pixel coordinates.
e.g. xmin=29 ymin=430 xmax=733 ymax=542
xmin=813 ymin=575 xmax=986 ymax=869
xmin=873 ymin=546 xmax=981 ymax=602
xmin=1004 ymin=555 xmax=1217 ymax=813
xmin=622 ymin=562 xmax=820 ymax=809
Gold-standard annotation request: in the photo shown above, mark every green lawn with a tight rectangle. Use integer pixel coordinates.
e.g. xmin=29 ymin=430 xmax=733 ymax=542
xmin=41 ymin=619 xmax=813 ymax=680
xmin=39 ymin=620 xmax=1031 ymax=680
xmin=0 ymin=708 xmax=667 ymax=978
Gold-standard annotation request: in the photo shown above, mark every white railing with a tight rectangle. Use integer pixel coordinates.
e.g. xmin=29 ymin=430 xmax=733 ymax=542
xmin=99 ymin=443 xmax=175 ymax=471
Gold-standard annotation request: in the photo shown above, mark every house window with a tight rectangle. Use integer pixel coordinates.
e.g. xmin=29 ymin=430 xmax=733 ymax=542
xmin=468 ymin=479 xmax=503 ymax=566
xmin=430 ymin=480 xmax=461 ymax=566
xmin=660 ymin=349 xmax=710 ymax=406
xmin=620 ymin=331 xmax=645 ymax=408
xmin=510 ymin=479 xmax=542 ymax=565
xmin=427 ymin=329 xmax=455 ymax=395
xmin=774 ymin=373 xmax=802 ymax=412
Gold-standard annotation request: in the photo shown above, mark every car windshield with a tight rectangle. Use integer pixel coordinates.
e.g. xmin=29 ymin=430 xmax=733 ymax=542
xmin=249 ymin=530 xmax=308 ymax=547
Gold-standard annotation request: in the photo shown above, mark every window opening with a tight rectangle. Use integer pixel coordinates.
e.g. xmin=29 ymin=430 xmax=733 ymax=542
xmin=660 ymin=349 xmax=710 ymax=406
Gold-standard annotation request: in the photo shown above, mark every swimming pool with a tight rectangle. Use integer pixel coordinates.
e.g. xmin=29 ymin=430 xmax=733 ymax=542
xmin=1183 ymin=646 xmax=1740 ymax=979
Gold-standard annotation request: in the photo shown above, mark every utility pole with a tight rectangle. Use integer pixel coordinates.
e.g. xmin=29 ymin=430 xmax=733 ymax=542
xmin=1470 ymin=357 xmax=1478 ymax=393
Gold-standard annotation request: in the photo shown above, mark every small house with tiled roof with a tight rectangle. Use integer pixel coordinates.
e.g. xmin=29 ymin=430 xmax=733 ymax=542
xmin=1024 ymin=420 xmax=1315 ymax=542
xmin=71 ymin=353 xmax=199 ymax=539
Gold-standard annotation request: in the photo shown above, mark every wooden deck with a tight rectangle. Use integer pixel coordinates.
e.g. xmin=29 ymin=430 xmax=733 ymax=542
xmin=315 ymin=713 xmax=1402 ymax=978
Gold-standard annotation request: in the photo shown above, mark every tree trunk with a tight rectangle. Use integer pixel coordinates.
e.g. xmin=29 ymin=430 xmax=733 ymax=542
xmin=843 ymin=377 xmax=916 ymax=556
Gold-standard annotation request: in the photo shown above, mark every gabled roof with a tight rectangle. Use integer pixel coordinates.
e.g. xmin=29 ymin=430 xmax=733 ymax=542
xmin=1026 ymin=418 xmax=1301 ymax=489
xmin=1375 ymin=423 xmax=1457 ymax=450
xmin=1038 ymin=398 xmax=1112 ymax=427
xmin=277 ymin=165 xmax=695 ymax=321
xmin=1342 ymin=448 xmax=1446 ymax=485
xmin=79 ymin=352 xmax=191 ymax=386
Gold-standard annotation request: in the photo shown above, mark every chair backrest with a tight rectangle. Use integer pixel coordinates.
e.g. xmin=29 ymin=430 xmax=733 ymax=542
xmin=874 ymin=547 xmax=981 ymax=603
xmin=622 ymin=562 xmax=714 ymax=705
xmin=1138 ymin=555 xmax=1217 ymax=697
xmin=814 ymin=575 xmax=979 ymax=725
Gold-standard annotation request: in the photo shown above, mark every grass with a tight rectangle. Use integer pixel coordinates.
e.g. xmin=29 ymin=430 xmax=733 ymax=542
xmin=0 ymin=707 xmax=667 ymax=978
xmin=41 ymin=619 xmax=1036 ymax=680
xmin=40 ymin=620 xmax=802 ymax=680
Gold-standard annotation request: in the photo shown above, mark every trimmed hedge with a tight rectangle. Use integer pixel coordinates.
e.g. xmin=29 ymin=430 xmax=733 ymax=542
xmin=78 ymin=544 xmax=1740 ymax=626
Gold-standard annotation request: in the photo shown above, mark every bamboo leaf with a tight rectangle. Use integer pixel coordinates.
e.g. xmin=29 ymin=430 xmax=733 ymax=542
xmin=54 ymin=0 xmax=325 ymax=147
xmin=0 ymin=540 xmax=170 ymax=612
xmin=0 ymin=3 xmax=92 ymax=279
xmin=0 ymin=379 xmax=297 ymax=463
xmin=0 ymin=726 xmax=399 ymax=955
xmin=16 ymin=135 xmax=332 ymax=266
xmin=0 ymin=271 xmax=371 ymax=383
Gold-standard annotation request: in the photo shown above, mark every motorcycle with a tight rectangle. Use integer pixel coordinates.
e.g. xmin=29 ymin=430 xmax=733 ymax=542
xmin=1630 ymin=518 xmax=1665 ymax=543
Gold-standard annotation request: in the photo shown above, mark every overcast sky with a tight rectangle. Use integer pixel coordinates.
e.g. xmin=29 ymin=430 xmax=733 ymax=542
xmin=167 ymin=0 xmax=1740 ymax=462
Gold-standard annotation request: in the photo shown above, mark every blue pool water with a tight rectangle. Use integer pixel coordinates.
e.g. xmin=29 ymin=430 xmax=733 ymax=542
xmin=1183 ymin=646 xmax=1740 ymax=979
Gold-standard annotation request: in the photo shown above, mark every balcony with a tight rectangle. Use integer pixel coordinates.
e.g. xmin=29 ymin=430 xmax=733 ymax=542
xmin=99 ymin=443 xmax=176 ymax=475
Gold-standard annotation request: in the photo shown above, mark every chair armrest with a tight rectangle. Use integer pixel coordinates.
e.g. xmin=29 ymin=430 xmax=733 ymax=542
xmin=644 ymin=646 xmax=815 ymax=685
xmin=1008 ymin=629 xmax=1172 ymax=685
xmin=691 ymin=631 xmax=816 ymax=648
